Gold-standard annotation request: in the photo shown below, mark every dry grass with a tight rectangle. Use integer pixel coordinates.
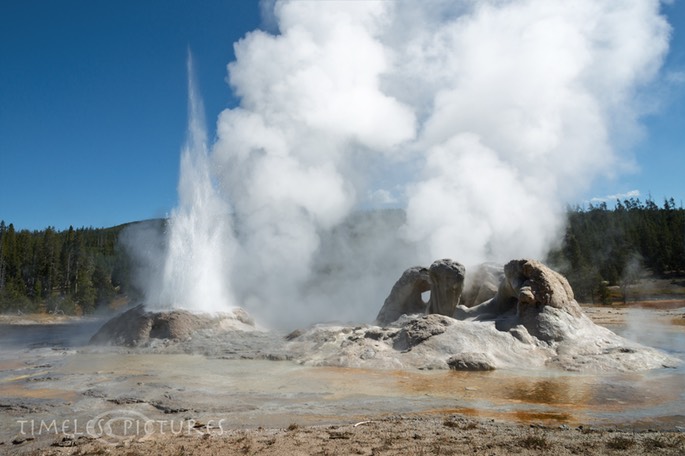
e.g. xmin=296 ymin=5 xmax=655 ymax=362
xmin=517 ymin=433 xmax=550 ymax=450
xmin=606 ymin=435 xmax=636 ymax=450
xmin=642 ymin=433 xmax=685 ymax=450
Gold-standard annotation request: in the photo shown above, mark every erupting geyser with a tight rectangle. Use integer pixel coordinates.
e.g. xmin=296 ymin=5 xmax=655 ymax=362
xmin=146 ymin=55 xmax=236 ymax=314
xmin=125 ymin=0 xmax=672 ymax=329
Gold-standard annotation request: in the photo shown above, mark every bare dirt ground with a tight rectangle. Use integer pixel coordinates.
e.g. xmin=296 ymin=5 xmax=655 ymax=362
xmin=581 ymin=301 xmax=685 ymax=327
xmin=15 ymin=414 xmax=685 ymax=456
xmin=2 ymin=301 xmax=684 ymax=456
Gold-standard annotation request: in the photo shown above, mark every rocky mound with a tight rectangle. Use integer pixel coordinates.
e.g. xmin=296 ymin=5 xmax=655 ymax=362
xmin=89 ymin=305 xmax=256 ymax=347
xmin=287 ymin=259 xmax=680 ymax=372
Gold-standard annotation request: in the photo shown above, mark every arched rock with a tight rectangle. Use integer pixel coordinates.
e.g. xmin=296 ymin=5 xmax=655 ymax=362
xmin=376 ymin=259 xmax=465 ymax=326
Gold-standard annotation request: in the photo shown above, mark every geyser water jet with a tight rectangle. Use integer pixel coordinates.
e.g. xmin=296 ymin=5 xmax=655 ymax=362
xmin=145 ymin=54 xmax=236 ymax=314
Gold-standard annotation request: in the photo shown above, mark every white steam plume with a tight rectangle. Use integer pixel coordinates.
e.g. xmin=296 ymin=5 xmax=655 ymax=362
xmin=129 ymin=1 xmax=672 ymax=329
xmin=211 ymin=2 xmax=419 ymax=326
xmin=395 ymin=1 xmax=670 ymax=265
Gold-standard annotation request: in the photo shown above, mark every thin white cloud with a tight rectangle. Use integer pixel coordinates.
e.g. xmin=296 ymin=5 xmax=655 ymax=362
xmin=590 ymin=189 xmax=641 ymax=203
xmin=666 ymin=70 xmax=685 ymax=85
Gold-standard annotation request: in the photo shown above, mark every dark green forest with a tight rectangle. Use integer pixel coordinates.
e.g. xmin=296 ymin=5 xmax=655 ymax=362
xmin=549 ymin=197 xmax=685 ymax=304
xmin=0 ymin=222 xmax=137 ymax=314
xmin=1 ymin=198 xmax=683 ymax=314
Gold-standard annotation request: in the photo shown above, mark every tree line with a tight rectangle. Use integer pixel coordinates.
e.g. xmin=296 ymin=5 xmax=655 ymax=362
xmin=548 ymin=197 xmax=685 ymax=304
xmin=1 ymin=198 xmax=683 ymax=314
xmin=0 ymin=222 xmax=135 ymax=314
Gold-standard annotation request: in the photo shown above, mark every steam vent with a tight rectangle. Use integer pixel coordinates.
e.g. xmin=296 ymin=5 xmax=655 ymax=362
xmin=91 ymin=259 xmax=680 ymax=373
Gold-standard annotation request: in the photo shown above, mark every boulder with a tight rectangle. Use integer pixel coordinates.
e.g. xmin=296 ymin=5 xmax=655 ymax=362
xmin=447 ymin=353 xmax=497 ymax=371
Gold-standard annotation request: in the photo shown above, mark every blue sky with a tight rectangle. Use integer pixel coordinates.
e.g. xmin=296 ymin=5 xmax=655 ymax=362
xmin=0 ymin=1 xmax=260 ymax=230
xmin=1 ymin=0 xmax=684 ymax=231
xmin=588 ymin=0 xmax=685 ymax=208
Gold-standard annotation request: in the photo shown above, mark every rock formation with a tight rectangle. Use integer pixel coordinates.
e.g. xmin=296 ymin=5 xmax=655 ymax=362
xmin=426 ymin=259 xmax=466 ymax=316
xmin=90 ymin=304 xmax=255 ymax=347
xmin=288 ymin=259 xmax=680 ymax=372
xmin=456 ymin=259 xmax=583 ymax=341
xmin=375 ymin=259 xmax=465 ymax=326
xmin=374 ymin=266 xmax=430 ymax=327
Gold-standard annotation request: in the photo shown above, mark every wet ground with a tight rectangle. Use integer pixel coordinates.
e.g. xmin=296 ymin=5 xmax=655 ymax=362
xmin=0 ymin=306 xmax=683 ymax=452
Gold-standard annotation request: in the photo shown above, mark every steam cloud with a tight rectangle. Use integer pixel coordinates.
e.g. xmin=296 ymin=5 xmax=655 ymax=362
xmin=127 ymin=0 xmax=672 ymax=329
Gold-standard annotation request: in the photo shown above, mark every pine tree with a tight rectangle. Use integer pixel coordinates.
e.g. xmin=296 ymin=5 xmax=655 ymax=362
xmin=0 ymin=220 xmax=6 ymax=292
